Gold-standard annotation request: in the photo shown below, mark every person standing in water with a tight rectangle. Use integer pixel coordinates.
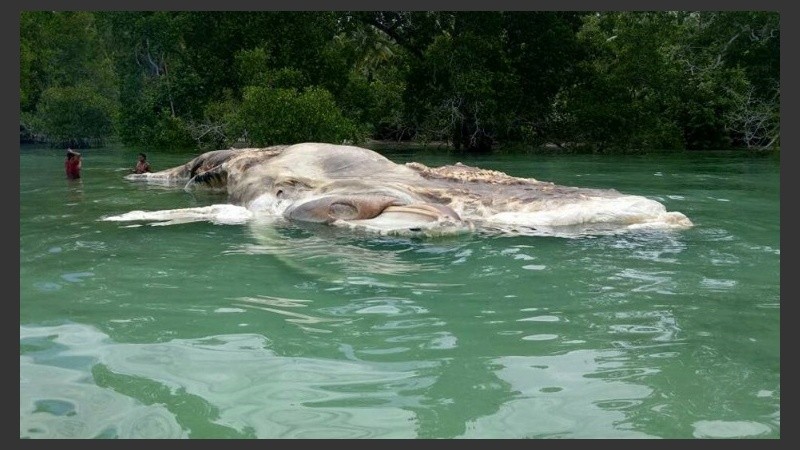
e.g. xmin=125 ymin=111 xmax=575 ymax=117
xmin=133 ymin=152 xmax=151 ymax=174
xmin=65 ymin=149 xmax=81 ymax=179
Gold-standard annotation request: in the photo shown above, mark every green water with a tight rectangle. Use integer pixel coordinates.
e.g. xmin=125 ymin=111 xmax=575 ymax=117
xmin=19 ymin=144 xmax=780 ymax=439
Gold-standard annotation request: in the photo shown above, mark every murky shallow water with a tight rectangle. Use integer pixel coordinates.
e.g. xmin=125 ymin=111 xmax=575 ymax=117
xmin=20 ymin=145 xmax=779 ymax=438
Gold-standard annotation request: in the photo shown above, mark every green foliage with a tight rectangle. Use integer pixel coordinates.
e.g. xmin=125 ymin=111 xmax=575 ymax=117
xmin=150 ymin=112 xmax=196 ymax=149
xmin=673 ymin=12 xmax=779 ymax=150
xmin=403 ymin=11 xmax=585 ymax=151
xmin=405 ymin=19 xmax=505 ymax=150
xmin=235 ymin=48 xmax=308 ymax=90
xmin=21 ymin=11 xmax=119 ymax=146
xmin=232 ymin=86 xmax=362 ymax=146
xmin=192 ymin=90 xmax=241 ymax=150
xmin=548 ymin=11 xmax=779 ymax=151
xmin=19 ymin=36 xmax=35 ymax=111
xmin=329 ymin=20 xmax=410 ymax=140
xmin=35 ymin=85 xmax=115 ymax=147
xmin=235 ymin=47 xmax=272 ymax=87
xmin=338 ymin=74 xmax=407 ymax=140
xmin=553 ymin=12 xmax=682 ymax=150
xmin=20 ymin=11 xmax=779 ymax=152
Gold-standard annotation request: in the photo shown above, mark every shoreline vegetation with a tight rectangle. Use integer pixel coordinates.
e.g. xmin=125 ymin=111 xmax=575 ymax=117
xmin=20 ymin=11 xmax=779 ymax=154
xmin=19 ymin=139 xmax=780 ymax=158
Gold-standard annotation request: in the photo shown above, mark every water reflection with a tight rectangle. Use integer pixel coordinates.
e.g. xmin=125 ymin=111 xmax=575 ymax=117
xmin=19 ymin=322 xmax=664 ymax=438
xmin=691 ymin=420 xmax=772 ymax=438
xmin=20 ymin=366 xmax=186 ymax=438
xmin=21 ymin=317 xmax=701 ymax=439
xmin=21 ymin=324 xmax=424 ymax=438
xmin=20 ymin=285 xmax=779 ymax=440
xmin=21 ymin=355 xmax=185 ymax=438
xmin=460 ymin=350 xmax=655 ymax=438
xmin=65 ymin=179 xmax=84 ymax=204
xmin=234 ymin=216 xmax=469 ymax=282
xmin=233 ymin=295 xmax=347 ymax=334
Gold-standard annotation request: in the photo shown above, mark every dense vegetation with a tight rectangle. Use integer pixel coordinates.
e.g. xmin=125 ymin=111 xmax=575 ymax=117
xmin=19 ymin=11 xmax=779 ymax=152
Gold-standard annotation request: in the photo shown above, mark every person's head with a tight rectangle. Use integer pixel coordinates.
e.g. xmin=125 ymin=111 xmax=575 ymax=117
xmin=138 ymin=152 xmax=147 ymax=162
xmin=66 ymin=149 xmax=76 ymax=159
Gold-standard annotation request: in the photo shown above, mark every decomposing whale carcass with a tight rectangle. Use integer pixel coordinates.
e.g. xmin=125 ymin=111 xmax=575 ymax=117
xmin=103 ymin=142 xmax=692 ymax=237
